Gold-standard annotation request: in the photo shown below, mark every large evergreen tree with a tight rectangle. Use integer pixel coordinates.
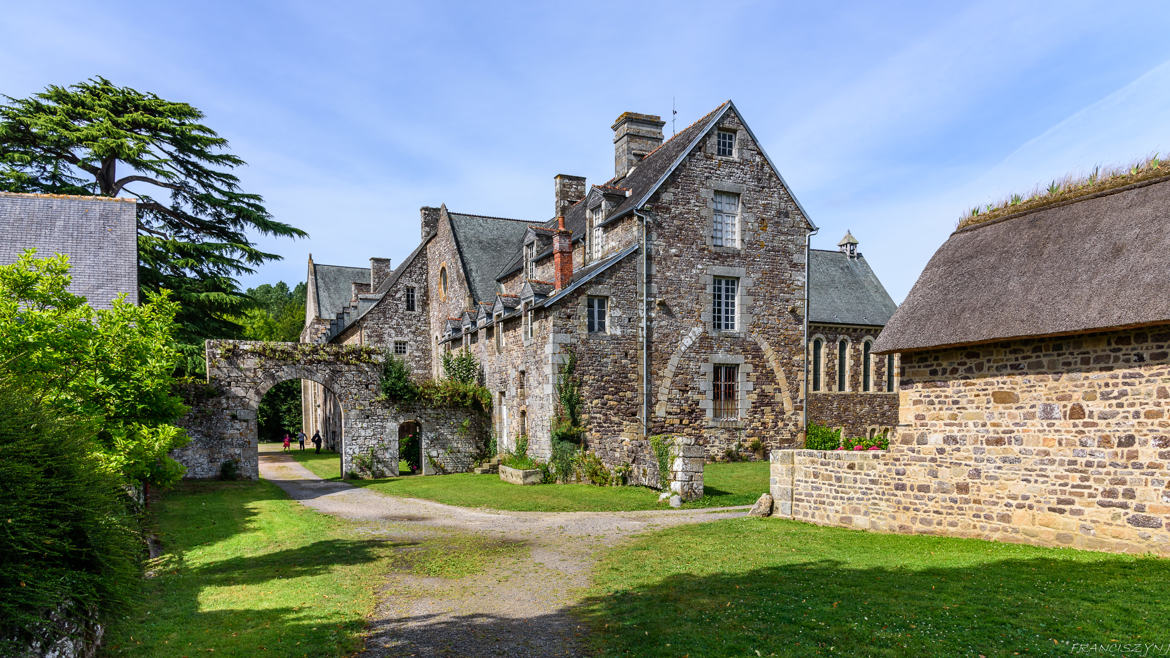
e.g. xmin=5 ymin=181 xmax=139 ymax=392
xmin=0 ymin=77 xmax=306 ymax=371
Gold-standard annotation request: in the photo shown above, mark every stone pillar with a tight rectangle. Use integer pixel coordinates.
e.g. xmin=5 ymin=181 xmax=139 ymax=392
xmin=669 ymin=443 xmax=704 ymax=501
xmin=770 ymin=450 xmax=794 ymax=517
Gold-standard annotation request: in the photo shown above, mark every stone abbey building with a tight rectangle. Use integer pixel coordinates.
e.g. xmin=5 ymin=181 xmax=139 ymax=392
xmin=300 ymin=101 xmax=897 ymax=472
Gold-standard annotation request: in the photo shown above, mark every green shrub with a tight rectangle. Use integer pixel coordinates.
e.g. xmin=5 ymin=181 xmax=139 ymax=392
xmin=648 ymin=435 xmax=674 ymax=490
xmin=551 ymin=348 xmax=584 ymax=444
xmin=550 ymin=439 xmax=578 ymax=483
xmin=379 ymin=353 xmax=418 ymax=403
xmin=501 ymin=434 xmax=537 ymax=470
xmin=842 ymin=433 xmax=889 ymax=451
xmin=805 ymin=423 xmax=842 ymax=450
xmin=441 ymin=348 xmax=481 ymax=385
xmin=0 ymin=378 xmax=139 ymax=654
xmin=219 ymin=459 xmax=240 ymax=480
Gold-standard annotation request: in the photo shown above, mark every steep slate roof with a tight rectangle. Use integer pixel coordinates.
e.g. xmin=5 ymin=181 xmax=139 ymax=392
xmin=809 ymin=250 xmax=896 ymax=326
xmin=0 ymin=192 xmax=138 ymax=309
xmin=447 ymin=212 xmax=532 ymax=302
xmin=312 ymin=264 xmax=369 ymax=321
xmin=874 ymin=175 xmax=1170 ymax=354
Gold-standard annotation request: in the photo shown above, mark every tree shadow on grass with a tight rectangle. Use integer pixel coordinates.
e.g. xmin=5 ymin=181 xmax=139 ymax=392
xmin=351 ymin=553 xmax=1169 ymax=657
xmin=570 ymin=555 xmax=1170 ymax=657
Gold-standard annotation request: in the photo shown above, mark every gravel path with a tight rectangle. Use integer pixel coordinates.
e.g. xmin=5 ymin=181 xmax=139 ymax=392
xmin=259 ymin=449 xmax=748 ymax=657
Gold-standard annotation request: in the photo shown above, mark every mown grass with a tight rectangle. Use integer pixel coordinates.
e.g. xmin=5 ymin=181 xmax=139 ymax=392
xmin=290 ymin=449 xmax=768 ymax=512
xmin=579 ymin=518 xmax=1170 ymax=656
xmin=102 ymin=479 xmax=515 ymax=656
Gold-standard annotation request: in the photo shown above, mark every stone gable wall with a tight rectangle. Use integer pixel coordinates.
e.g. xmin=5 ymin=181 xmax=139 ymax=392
xmin=644 ymin=109 xmax=807 ymax=458
xmin=808 ymin=323 xmax=898 ymax=439
xmin=771 ymin=326 xmax=1170 ymax=556
xmin=337 ymin=247 xmax=432 ymax=378
xmin=427 ymin=210 xmax=476 ymax=377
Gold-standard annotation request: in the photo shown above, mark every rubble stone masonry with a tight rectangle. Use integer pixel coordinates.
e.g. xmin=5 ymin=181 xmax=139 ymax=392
xmin=771 ymin=326 xmax=1170 ymax=555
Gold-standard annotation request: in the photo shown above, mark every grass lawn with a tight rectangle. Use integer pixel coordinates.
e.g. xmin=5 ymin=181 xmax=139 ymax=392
xmin=578 ymin=518 xmax=1170 ymax=656
xmin=289 ymin=449 xmax=768 ymax=512
xmin=103 ymin=479 xmax=515 ymax=656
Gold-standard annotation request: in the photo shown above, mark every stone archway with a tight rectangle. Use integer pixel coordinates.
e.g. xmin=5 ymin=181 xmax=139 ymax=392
xmin=173 ymin=340 xmax=396 ymax=479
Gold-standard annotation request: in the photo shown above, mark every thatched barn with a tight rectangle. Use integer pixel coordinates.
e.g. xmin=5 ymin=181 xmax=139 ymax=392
xmin=771 ymin=162 xmax=1170 ymax=555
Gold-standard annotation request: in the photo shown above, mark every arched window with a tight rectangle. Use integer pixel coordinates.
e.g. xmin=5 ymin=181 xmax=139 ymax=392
xmin=837 ymin=339 xmax=848 ymax=391
xmin=886 ymin=354 xmax=896 ymax=392
xmin=439 ymin=266 xmax=448 ymax=301
xmin=811 ymin=338 xmax=823 ymax=392
xmin=862 ymin=340 xmax=872 ymax=392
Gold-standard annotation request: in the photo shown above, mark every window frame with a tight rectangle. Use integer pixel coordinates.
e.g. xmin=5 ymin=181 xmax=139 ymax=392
xmin=393 ymin=340 xmax=407 ymax=356
xmin=862 ymin=340 xmax=873 ymax=392
xmin=886 ymin=354 xmax=896 ymax=393
xmin=712 ymin=363 xmax=739 ymax=420
xmin=523 ymin=303 xmax=533 ymax=340
xmin=494 ymin=314 xmax=504 ymax=353
xmin=586 ymin=296 xmax=608 ymax=334
xmin=588 ymin=204 xmax=605 ymax=262
xmin=811 ymin=338 xmax=823 ymax=392
xmin=837 ymin=338 xmax=849 ymax=392
xmin=712 ymin=190 xmax=740 ymax=248
xmin=712 ymin=276 xmax=738 ymax=332
xmin=439 ymin=266 xmax=448 ymax=301
xmin=716 ymin=129 xmax=736 ymax=157
xmin=405 ymin=286 xmax=416 ymax=312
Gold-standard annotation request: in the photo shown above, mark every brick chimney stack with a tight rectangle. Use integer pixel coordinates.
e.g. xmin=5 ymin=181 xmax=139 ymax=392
xmin=554 ymin=174 xmax=586 ymax=217
xmin=553 ymin=215 xmax=573 ymax=290
xmin=612 ymin=112 xmax=665 ymax=179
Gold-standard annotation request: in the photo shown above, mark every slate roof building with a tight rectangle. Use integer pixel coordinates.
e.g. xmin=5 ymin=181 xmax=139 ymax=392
xmin=807 ymin=237 xmax=900 ymax=438
xmin=302 ymin=101 xmax=898 ymax=479
xmin=0 ymin=191 xmax=138 ymax=309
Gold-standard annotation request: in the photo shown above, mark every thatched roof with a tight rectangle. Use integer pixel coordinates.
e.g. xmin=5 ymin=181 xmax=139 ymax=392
xmin=874 ymin=175 xmax=1170 ymax=354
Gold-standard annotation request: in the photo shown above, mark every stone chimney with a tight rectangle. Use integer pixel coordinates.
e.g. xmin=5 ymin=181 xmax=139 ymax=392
xmin=420 ymin=206 xmax=441 ymax=240
xmin=369 ymin=257 xmax=391 ymax=289
xmin=553 ymin=215 xmax=573 ymax=290
xmin=351 ymin=281 xmax=371 ymax=301
xmin=554 ymin=174 xmax=586 ymax=217
xmin=612 ymin=112 xmax=665 ymax=179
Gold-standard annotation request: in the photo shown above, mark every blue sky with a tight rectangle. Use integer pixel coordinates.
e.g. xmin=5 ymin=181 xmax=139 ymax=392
xmin=4 ymin=1 xmax=1170 ymax=302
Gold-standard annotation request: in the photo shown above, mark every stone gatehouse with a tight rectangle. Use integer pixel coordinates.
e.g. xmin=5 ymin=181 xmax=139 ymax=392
xmin=772 ymin=168 xmax=1170 ymax=556
xmin=298 ymin=100 xmax=899 ymax=479
xmin=174 ymin=340 xmax=487 ymax=479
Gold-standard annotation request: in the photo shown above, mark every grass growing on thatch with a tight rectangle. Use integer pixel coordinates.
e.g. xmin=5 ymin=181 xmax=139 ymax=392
xmin=959 ymin=154 xmax=1170 ymax=230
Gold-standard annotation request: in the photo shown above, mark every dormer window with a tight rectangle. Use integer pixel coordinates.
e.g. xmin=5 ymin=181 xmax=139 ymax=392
xmin=524 ymin=243 xmax=534 ymax=279
xmin=717 ymin=130 xmax=736 ymax=157
xmin=589 ymin=204 xmax=605 ymax=262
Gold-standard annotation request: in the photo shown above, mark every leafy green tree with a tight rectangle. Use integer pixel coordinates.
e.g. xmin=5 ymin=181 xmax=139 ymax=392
xmin=0 ymin=250 xmax=189 ymax=487
xmin=0 ymin=77 xmax=307 ymax=371
xmin=238 ymin=281 xmax=307 ymax=342
xmin=442 ymin=348 xmax=481 ymax=385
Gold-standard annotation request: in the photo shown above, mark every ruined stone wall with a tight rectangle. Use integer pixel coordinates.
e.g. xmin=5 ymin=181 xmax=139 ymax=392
xmin=174 ymin=341 xmax=488 ymax=480
xmin=645 ymin=108 xmax=807 ymax=458
xmin=770 ymin=326 xmax=1170 ymax=556
xmin=808 ymin=323 xmax=898 ymax=439
xmin=336 ymin=246 xmax=431 ymax=379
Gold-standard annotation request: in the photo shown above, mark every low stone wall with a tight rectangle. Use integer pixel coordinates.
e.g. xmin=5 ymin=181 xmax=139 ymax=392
xmin=587 ymin=435 xmax=704 ymax=499
xmin=771 ymin=445 xmax=1170 ymax=555
xmin=669 ymin=443 xmax=704 ymax=501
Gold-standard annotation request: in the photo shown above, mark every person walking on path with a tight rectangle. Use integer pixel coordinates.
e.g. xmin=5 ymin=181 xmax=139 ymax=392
xmin=297 ymin=430 xmax=306 ymax=451
xmin=312 ymin=430 xmax=322 ymax=454
xmin=282 ymin=433 xmax=291 ymax=453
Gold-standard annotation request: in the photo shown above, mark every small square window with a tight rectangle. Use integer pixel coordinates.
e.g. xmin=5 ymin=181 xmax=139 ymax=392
xmin=405 ymin=286 xmax=416 ymax=312
xmin=712 ymin=277 xmax=738 ymax=332
xmin=587 ymin=296 xmax=607 ymax=333
xmin=717 ymin=130 xmax=735 ymax=157
xmin=393 ymin=340 xmax=407 ymax=355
